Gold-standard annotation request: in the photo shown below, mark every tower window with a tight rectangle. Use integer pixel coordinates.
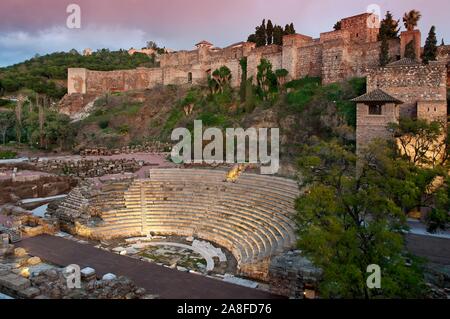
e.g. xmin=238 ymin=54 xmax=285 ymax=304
xmin=369 ymin=104 xmax=382 ymax=115
xmin=188 ymin=72 xmax=193 ymax=84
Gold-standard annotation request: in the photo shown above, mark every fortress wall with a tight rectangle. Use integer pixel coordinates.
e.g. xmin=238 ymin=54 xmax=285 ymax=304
xmin=345 ymin=39 xmax=401 ymax=79
xmin=160 ymin=50 xmax=199 ymax=67
xmin=367 ymin=63 xmax=448 ymax=117
xmin=68 ymin=68 xmax=87 ymax=94
xmin=83 ymin=68 xmax=163 ymax=94
xmin=296 ymin=40 xmax=323 ymax=78
xmin=247 ymin=45 xmax=283 ymax=83
xmin=321 ymin=40 xmax=350 ymax=84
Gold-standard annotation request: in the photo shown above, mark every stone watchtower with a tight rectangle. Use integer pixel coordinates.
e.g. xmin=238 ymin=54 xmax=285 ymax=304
xmin=352 ymin=88 xmax=403 ymax=154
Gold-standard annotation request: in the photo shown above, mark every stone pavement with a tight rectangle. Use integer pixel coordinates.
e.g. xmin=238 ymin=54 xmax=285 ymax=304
xmin=17 ymin=235 xmax=283 ymax=299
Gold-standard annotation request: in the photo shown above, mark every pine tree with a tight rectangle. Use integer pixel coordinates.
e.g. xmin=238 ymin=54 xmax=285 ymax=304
xmin=378 ymin=11 xmax=400 ymax=40
xmin=266 ymin=20 xmax=274 ymax=45
xmin=404 ymin=40 xmax=417 ymax=60
xmin=441 ymin=39 xmax=445 ymax=46
xmin=379 ymin=34 xmax=390 ymax=66
xmin=423 ymin=26 xmax=438 ymax=64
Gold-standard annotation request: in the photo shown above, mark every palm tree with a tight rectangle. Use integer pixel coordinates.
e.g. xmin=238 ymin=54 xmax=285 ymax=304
xmin=403 ymin=10 xmax=421 ymax=31
xmin=212 ymin=66 xmax=232 ymax=94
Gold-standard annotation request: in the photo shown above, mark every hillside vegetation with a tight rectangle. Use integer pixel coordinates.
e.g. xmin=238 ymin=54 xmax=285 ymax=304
xmin=70 ymin=74 xmax=365 ymax=165
xmin=0 ymin=50 xmax=157 ymax=99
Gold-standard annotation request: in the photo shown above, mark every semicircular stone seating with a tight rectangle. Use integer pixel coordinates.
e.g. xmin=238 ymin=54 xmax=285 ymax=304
xmin=92 ymin=169 xmax=299 ymax=270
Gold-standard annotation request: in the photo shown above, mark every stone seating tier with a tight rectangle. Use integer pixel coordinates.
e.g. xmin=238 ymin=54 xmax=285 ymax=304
xmin=91 ymin=169 xmax=299 ymax=266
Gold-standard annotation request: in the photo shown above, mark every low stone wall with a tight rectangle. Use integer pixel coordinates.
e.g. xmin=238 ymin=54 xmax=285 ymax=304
xmin=268 ymin=251 xmax=322 ymax=299
xmin=80 ymin=142 xmax=172 ymax=156
xmin=35 ymin=159 xmax=143 ymax=178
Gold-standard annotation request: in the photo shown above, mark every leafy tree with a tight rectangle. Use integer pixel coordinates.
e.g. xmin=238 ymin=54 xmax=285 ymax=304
xmin=378 ymin=11 xmax=400 ymax=40
xmin=403 ymin=10 xmax=422 ymax=31
xmin=256 ymin=59 xmax=276 ymax=100
xmin=247 ymin=34 xmax=257 ymax=44
xmin=389 ymin=118 xmax=446 ymax=167
xmin=333 ymin=21 xmax=342 ymax=31
xmin=266 ymin=20 xmax=274 ymax=45
xmin=404 ymin=40 xmax=417 ymax=60
xmin=275 ymin=69 xmax=289 ymax=91
xmin=296 ymin=139 xmax=426 ymax=298
xmin=212 ymin=66 xmax=232 ymax=94
xmin=425 ymin=176 xmax=450 ymax=233
xmin=0 ymin=111 xmax=14 ymax=145
xmin=422 ymin=26 xmax=438 ymax=64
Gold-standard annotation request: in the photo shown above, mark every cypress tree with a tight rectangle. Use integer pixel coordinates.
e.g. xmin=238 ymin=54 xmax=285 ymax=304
xmin=266 ymin=20 xmax=274 ymax=45
xmin=255 ymin=20 xmax=267 ymax=47
xmin=289 ymin=23 xmax=296 ymax=34
xmin=423 ymin=26 xmax=438 ymax=64
xmin=379 ymin=35 xmax=390 ymax=66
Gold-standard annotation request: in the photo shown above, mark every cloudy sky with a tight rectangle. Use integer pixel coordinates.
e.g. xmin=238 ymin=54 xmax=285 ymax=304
xmin=0 ymin=0 xmax=449 ymax=67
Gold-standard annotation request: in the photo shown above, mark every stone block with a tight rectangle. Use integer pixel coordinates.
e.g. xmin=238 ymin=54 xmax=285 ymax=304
xmin=0 ymin=273 xmax=31 ymax=291
xmin=27 ymin=257 xmax=42 ymax=266
xmin=102 ymin=273 xmax=117 ymax=281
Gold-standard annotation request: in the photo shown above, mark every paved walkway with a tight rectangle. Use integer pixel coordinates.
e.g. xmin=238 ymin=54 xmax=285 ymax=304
xmin=17 ymin=235 xmax=282 ymax=299
xmin=406 ymin=234 xmax=450 ymax=265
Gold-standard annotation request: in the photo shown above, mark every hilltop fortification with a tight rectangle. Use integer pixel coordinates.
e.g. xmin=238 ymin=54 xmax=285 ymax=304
xmin=67 ymin=13 xmax=398 ymax=96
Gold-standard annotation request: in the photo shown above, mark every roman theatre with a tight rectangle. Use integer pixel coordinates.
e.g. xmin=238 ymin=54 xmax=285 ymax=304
xmin=51 ymin=168 xmax=300 ymax=282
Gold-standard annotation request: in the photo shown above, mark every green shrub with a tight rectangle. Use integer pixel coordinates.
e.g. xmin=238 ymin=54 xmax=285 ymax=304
xmin=199 ymin=112 xmax=228 ymax=127
xmin=117 ymin=124 xmax=130 ymax=135
xmin=285 ymin=77 xmax=321 ymax=90
xmin=286 ymin=82 xmax=319 ymax=112
xmin=162 ymin=107 xmax=184 ymax=136
xmin=98 ymin=119 xmax=109 ymax=129
xmin=0 ymin=150 xmax=17 ymax=159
